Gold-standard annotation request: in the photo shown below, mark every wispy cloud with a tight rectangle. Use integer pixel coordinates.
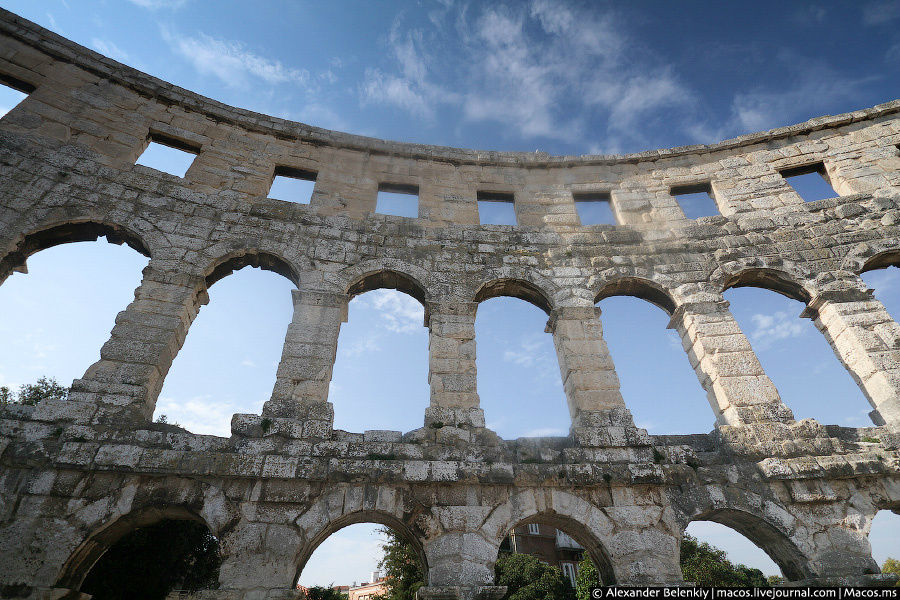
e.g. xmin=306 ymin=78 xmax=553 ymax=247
xmin=862 ymin=1 xmax=900 ymax=25
xmin=357 ymin=289 xmax=424 ymax=334
xmin=128 ymin=0 xmax=187 ymax=9
xmin=162 ymin=29 xmax=309 ymax=88
xmin=362 ymin=1 xmax=694 ymax=146
xmin=155 ymin=394 xmax=238 ymax=437
xmin=749 ymin=311 xmax=806 ymax=349
xmin=91 ymin=38 xmax=129 ymax=62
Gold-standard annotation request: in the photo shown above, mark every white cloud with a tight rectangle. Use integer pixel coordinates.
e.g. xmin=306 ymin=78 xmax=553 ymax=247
xmin=154 ymin=394 xmax=238 ymax=437
xmin=362 ymin=1 xmax=694 ymax=146
xmin=862 ymin=1 xmax=900 ymax=25
xmin=749 ymin=311 xmax=806 ymax=349
xmin=162 ymin=29 xmax=309 ymax=88
xmin=339 ymin=335 xmax=382 ymax=359
xmin=240 ymin=359 xmax=256 ymax=368
xmin=360 ymin=289 xmax=425 ymax=334
xmin=91 ymin=38 xmax=129 ymax=62
xmin=128 ymin=0 xmax=187 ymax=9
xmin=503 ymin=335 xmax=545 ymax=367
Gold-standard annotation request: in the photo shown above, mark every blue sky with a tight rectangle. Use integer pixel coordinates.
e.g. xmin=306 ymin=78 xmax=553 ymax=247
xmin=0 ymin=0 xmax=898 ymax=586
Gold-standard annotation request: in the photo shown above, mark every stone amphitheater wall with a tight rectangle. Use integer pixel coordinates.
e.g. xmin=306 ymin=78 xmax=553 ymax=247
xmin=1 ymin=9 xmax=899 ymax=599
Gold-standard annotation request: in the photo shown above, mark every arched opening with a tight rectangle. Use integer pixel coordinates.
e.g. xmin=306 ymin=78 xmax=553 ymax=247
xmin=0 ymin=223 xmax=150 ymax=396
xmin=58 ymin=507 xmax=220 ymax=599
xmin=296 ymin=516 xmax=427 ymax=597
xmin=860 ymin=252 xmax=900 ymax=324
xmin=722 ymin=269 xmax=872 ymax=425
xmin=595 ymin=279 xmax=710 ymax=434
xmin=474 ymin=279 xmax=567 ymax=439
xmin=684 ymin=509 xmax=812 ymax=584
xmin=869 ymin=508 xmax=900 ymax=575
xmin=330 ymin=270 xmax=429 ymax=433
xmin=497 ymin=514 xmax=613 ymax=593
xmin=153 ymin=253 xmax=297 ymax=435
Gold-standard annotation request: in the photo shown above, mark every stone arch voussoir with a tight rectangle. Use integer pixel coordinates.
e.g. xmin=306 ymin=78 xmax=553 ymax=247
xmin=293 ymin=484 xmax=430 ymax=583
xmin=472 ymin=267 xmax=560 ymax=315
xmin=55 ymin=478 xmax=235 ymax=590
xmin=591 ymin=266 xmax=684 ymax=315
xmin=674 ymin=485 xmax=815 ymax=581
xmin=327 ymin=258 xmax=437 ymax=305
xmin=201 ymin=244 xmax=307 ymax=288
xmin=713 ymin=258 xmax=817 ymax=304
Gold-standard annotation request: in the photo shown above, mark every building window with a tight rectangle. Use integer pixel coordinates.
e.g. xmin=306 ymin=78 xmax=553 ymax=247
xmin=573 ymin=191 xmax=616 ymax=225
xmin=561 ymin=562 xmax=577 ymax=586
xmin=670 ymin=182 xmax=718 ymax=219
xmin=269 ymin=166 xmax=316 ymax=204
xmin=779 ymin=162 xmax=838 ymax=202
xmin=527 ymin=523 xmax=540 ymax=535
xmin=376 ymin=183 xmax=419 ymax=218
xmin=477 ymin=191 xmax=517 ymax=225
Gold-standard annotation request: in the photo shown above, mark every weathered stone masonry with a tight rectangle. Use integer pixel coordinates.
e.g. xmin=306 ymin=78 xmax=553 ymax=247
xmin=0 ymin=9 xmax=899 ymax=599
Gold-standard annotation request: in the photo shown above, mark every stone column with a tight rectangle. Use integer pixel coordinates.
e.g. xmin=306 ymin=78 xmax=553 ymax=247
xmin=668 ymin=300 xmax=794 ymax=426
xmin=425 ymin=301 xmax=485 ymax=428
xmin=806 ymin=289 xmax=900 ymax=426
xmin=262 ymin=289 xmax=347 ymax=434
xmin=546 ymin=305 xmax=627 ymax=421
xmin=56 ymin=264 xmax=206 ymax=423
xmin=420 ymin=531 xmax=506 ymax=600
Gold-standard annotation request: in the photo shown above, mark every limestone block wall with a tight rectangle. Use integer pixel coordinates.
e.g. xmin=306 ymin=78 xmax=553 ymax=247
xmin=0 ymin=9 xmax=900 ymax=599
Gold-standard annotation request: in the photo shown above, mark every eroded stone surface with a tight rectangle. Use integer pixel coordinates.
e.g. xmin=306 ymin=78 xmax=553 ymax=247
xmin=1 ymin=9 xmax=899 ymax=599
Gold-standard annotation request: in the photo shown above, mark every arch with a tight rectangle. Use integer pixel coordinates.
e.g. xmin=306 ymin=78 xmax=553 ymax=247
xmin=0 ymin=220 xmax=152 ymax=283
xmin=332 ymin=258 xmax=436 ymax=304
xmin=293 ymin=485 xmax=429 ymax=585
xmin=294 ymin=510 xmax=429 ymax=586
xmin=56 ymin=504 xmax=212 ymax=590
xmin=685 ymin=508 xmax=813 ymax=582
xmin=499 ymin=511 xmax=616 ymax=585
xmin=721 ymin=268 xmax=812 ymax=304
xmin=861 ymin=249 xmax=900 ymax=273
xmin=347 ymin=269 xmax=429 ymax=306
xmin=594 ymin=276 xmax=677 ymax=315
xmin=204 ymin=249 xmax=300 ymax=288
xmin=481 ymin=490 xmax=621 ymax=585
xmin=474 ymin=278 xmax=553 ymax=315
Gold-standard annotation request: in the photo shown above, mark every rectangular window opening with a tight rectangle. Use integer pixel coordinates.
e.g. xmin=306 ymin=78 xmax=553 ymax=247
xmin=573 ymin=191 xmax=616 ymax=225
xmin=779 ymin=162 xmax=838 ymax=202
xmin=135 ymin=133 xmax=200 ymax=179
xmin=269 ymin=166 xmax=317 ymax=205
xmin=0 ymin=73 xmax=34 ymax=119
xmin=477 ymin=191 xmax=517 ymax=225
xmin=375 ymin=183 xmax=419 ymax=218
xmin=527 ymin=523 xmax=540 ymax=535
xmin=671 ymin=182 xmax=718 ymax=219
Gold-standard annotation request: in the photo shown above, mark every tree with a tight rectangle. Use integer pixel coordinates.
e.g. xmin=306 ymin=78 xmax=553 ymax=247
xmin=0 ymin=376 xmax=68 ymax=406
xmin=575 ymin=556 xmax=600 ymax=600
xmin=304 ymin=586 xmax=347 ymax=600
xmin=376 ymin=527 xmax=425 ymax=600
xmin=680 ymin=534 xmax=769 ymax=587
xmin=495 ymin=553 xmax=575 ymax=600
xmin=881 ymin=558 xmax=900 ymax=586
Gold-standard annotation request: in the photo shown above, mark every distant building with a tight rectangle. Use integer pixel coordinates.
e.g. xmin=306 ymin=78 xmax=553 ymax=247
xmin=348 ymin=571 xmax=387 ymax=600
xmin=500 ymin=524 xmax=584 ymax=586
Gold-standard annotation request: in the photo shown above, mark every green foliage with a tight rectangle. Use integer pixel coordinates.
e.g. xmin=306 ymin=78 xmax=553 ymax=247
xmin=575 ymin=557 xmax=600 ymax=600
xmin=881 ymin=557 xmax=900 ymax=586
xmin=80 ymin=519 xmax=220 ymax=600
xmin=304 ymin=586 xmax=347 ymax=600
xmin=767 ymin=575 xmax=785 ymax=586
xmin=861 ymin=436 xmax=881 ymax=444
xmin=680 ymin=534 xmax=769 ymax=587
xmin=495 ymin=553 xmax=575 ymax=600
xmin=0 ymin=376 xmax=68 ymax=406
xmin=376 ymin=526 xmax=425 ymax=600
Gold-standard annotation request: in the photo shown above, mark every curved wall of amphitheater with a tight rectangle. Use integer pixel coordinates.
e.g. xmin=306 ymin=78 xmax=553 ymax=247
xmin=1 ymin=8 xmax=900 ymax=599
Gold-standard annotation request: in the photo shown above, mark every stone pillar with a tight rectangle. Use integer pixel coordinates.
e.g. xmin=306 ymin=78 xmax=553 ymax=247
xmin=546 ymin=305 xmax=627 ymax=421
xmin=669 ymin=300 xmax=794 ymax=426
xmin=806 ymin=289 xmax=900 ymax=426
xmin=57 ymin=264 xmax=206 ymax=423
xmin=262 ymin=289 xmax=346 ymax=433
xmin=425 ymin=301 xmax=485 ymax=428
xmin=420 ymin=531 xmax=506 ymax=600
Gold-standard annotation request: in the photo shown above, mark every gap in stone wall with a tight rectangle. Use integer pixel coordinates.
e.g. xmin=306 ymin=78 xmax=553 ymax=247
xmin=723 ymin=287 xmax=872 ymax=426
xmin=475 ymin=297 xmax=569 ymax=439
xmin=0 ymin=240 xmax=148 ymax=397
xmin=683 ymin=521 xmax=781 ymax=582
xmin=596 ymin=296 xmax=711 ymax=434
xmin=329 ymin=289 xmax=428 ymax=433
xmin=154 ymin=267 xmax=294 ymax=436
